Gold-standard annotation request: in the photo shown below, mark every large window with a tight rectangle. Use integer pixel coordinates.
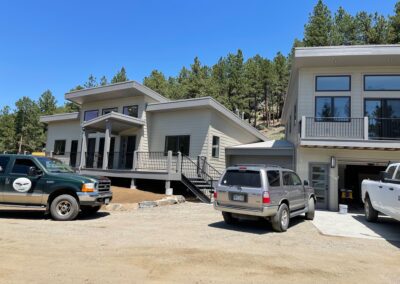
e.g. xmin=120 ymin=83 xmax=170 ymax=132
xmin=364 ymin=75 xmax=400 ymax=91
xmin=221 ymin=170 xmax=261 ymax=188
xmin=123 ymin=105 xmax=139 ymax=118
xmin=164 ymin=135 xmax=190 ymax=156
xmin=54 ymin=140 xmax=66 ymax=155
xmin=315 ymin=96 xmax=351 ymax=121
xmin=84 ymin=110 xmax=99 ymax=121
xmin=365 ymin=98 xmax=400 ymax=139
xmin=316 ymin=75 xmax=351 ymax=92
xmin=212 ymin=136 xmax=220 ymax=158
xmin=11 ymin=158 xmax=38 ymax=175
xmin=102 ymin=107 xmax=118 ymax=115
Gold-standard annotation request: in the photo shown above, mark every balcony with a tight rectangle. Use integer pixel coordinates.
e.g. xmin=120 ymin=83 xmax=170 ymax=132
xmin=300 ymin=116 xmax=400 ymax=149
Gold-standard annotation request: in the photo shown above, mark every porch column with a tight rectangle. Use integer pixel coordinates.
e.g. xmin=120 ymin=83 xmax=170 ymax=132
xmin=102 ymin=120 xmax=112 ymax=170
xmin=79 ymin=127 xmax=88 ymax=170
xmin=363 ymin=117 xmax=369 ymax=140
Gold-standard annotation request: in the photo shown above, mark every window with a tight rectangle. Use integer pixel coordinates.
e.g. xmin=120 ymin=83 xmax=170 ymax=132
xmin=84 ymin=110 xmax=98 ymax=121
xmin=221 ymin=170 xmax=261 ymax=188
xmin=315 ymin=96 xmax=350 ymax=121
xmin=123 ymin=105 xmax=139 ymax=118
xmin=387 ymin=166 xmax=397 ymax=179
xmin=11 ymin=159 xmax=38 ymax=175
xmin=282 ymin=172 xmax=302 ymax=186
xmin=0 ymin=156 xmax=10 ymax=173
xmin=54 ymin=140 xmax=66 ymax=155
xmin=316 ymin=75 xmax=351 ymax=92
xmin=212 ymin=136 xmax=220 ymax=158
xmin=267 ymin=170 xmax=280 ymax=187
xmin=165 ymin=135 xmax=190 ymax=156
xmin=102 ymin=107 xmax=118 ymax=115
xmin=364 ymin=75 xmax=400 ymax=91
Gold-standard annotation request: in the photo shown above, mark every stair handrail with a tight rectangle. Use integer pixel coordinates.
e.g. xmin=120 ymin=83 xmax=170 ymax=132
xmin=199 ymin=158 xmax=221 ymax=180
xmin=181 ymin=155 xmax=214 ymax=184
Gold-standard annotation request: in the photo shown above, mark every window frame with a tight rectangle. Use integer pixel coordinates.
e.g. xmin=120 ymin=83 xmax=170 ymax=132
xmin=315 ymin=75 xmax=351 ymax=92
xmin=267 ymin=170 xmax=281 ymax=187
xmin=315 ymin=96 xmax=351 ymax=122
xmin=102 ymin=107 xmax=118 ymax=115
xmin=54 ymin=140 xmax=66 ymax=155
xmin=364 ymin=74 xmax=400 ymax=92
xmin=212 ymin=136 xmax=220 ymax=158
xmin=84 ymin=109 xmax=99 ymax=121
xmin=164 ymin=135 xmax=191 ymax=156
xmin=123 ymin=105 xmax=139 ymax=118
xmin=10 ymin=158 xmax=39 ymax=176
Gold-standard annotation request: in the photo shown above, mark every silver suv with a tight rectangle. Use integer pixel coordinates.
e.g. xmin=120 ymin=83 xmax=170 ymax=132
xmin=213 ymin=165 xmax=315 ymax=232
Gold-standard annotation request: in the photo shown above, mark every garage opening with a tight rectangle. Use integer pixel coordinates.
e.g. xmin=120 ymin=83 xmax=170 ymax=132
xmin=338 ymin=164 xmax=386 ymax=210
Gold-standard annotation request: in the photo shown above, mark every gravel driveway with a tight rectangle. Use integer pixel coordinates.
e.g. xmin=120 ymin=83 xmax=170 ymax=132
xmin=0 ymin=203 xmax=398 ymax=283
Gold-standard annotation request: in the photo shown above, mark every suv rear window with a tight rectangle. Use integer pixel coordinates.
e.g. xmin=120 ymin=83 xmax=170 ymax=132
xmin=221 ymin=170 xmax=261 ymax=188
xmin=267 ymin=170 xmax=280 ymax=187
xmin=0 ymin=156 xmax=10 ymax=173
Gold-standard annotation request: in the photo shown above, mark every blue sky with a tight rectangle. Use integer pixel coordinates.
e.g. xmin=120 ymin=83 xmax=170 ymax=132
xmin=0 ymin=0 xmax=398 ymax=109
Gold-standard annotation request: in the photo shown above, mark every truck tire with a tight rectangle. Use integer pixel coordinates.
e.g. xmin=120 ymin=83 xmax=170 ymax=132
xmin=305 ymin=198 xmax=315 ymax=220
xmin=365 ymin=196 xmax=378 ymax=222
xmin=50 ymin=194 xmax=80 ymax=221
xmin=81 ymin=205 xmax=102 ymax=216
xmin=222 ymin=212 xmax=238 ymax=225
xmin=271 ymin=203 xmax=290 ymax=232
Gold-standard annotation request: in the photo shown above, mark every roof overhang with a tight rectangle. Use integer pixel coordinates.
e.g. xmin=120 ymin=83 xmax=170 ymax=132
xmin=65 ymin=80 xmax=170 ymax=105
xmin=40 ymin=112 xmax=79 ymax=123
xmin=226 ymin=140 xmax=294 ymax=156
xmin=147 ymin=97 xmax=267 ymax=141
xmin=83 ymin=112 xmax=145 ymax=134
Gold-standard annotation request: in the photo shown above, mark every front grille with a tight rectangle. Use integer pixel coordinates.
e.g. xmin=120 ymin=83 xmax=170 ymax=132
xmin=97 ymin=180 xmax=111 ymax=192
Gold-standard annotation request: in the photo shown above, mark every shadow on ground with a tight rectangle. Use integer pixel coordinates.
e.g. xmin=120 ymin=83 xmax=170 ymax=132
xmin=208 ymin=216 xmax=306 ymax=235
xmin=0 ymin=209 xmax=110 ymax=221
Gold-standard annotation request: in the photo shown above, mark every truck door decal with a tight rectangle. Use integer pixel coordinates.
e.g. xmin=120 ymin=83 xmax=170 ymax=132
xmin=12 ymin=178 xmax=32 ymax=193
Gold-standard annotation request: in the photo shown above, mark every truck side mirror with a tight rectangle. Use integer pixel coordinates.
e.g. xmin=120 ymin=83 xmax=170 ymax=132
xmin=303 ymin=180 xmax=309 ymax=186
xmin=379 ymin=171 xmax=390 ymax=182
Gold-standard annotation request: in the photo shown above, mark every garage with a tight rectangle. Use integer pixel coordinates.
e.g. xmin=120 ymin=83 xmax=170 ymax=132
xmin=225 ymin=140 xmax=294 ymax=169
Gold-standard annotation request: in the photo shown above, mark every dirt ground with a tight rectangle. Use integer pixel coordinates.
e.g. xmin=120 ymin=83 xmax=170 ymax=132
xmin=0 ymin=203 xmax=398 ymax=283
xmin=110 ymin=186 xmax=165 ymax=203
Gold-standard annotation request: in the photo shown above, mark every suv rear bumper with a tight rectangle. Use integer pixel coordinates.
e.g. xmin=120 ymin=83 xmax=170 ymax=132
xmin=77 ymin=191 xmax=113 ymax=206
xmin=214 ymin=202 xmax=278 ymax=217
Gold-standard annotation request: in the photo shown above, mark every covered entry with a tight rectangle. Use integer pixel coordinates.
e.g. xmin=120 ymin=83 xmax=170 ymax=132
xmin=225 ymin=140 xmax=294 ymax=169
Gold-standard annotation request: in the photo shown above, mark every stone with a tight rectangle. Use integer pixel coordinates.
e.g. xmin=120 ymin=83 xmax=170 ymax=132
xmin=138 ymin=201 xmax=158 ymax=209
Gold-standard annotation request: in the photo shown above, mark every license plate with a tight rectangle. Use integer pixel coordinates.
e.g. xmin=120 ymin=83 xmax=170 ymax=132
xmin=232 ymin=194 xmax=245 ymax=202
xmin=104 ymin=198 xmax=110 ymax=204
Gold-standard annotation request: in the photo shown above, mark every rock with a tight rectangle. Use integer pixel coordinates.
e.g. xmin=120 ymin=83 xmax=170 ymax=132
xmin=138 ymin=201 xmax=158 ymax=209
xmin=157 ymin=198 xmax=177 ymax=206
xmin=174 ymin=195 xmax=186 ymax=203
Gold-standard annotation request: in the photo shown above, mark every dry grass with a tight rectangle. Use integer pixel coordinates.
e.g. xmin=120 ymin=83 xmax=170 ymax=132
xmin=110 ymin=186 xmax=165 ymax=203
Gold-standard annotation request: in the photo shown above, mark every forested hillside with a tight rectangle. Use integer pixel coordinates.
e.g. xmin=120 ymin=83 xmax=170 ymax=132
xmin=1 ymin=0 xmax=400 ymax=152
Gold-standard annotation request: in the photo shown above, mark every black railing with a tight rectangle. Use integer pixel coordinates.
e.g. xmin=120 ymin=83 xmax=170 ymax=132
xmin=136 ymin=151 xmax=168 ymax=171
xmin=181 ymin=155 xmax=215 ymax=198
xmin=369 ymin=118 xmax=400 ymax=140
xmin=107 ymin=151 xmax=134 ymax=170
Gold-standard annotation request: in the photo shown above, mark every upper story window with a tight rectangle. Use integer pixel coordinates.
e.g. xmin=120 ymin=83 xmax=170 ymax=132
xmin=212 ymin=136 xmax=220 ymax=158
xmin=84 ymin=110 xmax=99 ymax=121
xmin=102 ymin=107 xmax=118 ymax=115
xmin=123 ymin=105 xmax=139 ymax=118
xmin=315 ymin=96 xmax=351 ymax=121
xmin=364 ymin=75 xmax=400 ymax=91
xmin=315 ymin=75 xmax=351 ymax=92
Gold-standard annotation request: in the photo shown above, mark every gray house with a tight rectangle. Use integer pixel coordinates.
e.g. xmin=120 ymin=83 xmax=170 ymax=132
xmin=40 ymin=81 xmax=267 ymax=202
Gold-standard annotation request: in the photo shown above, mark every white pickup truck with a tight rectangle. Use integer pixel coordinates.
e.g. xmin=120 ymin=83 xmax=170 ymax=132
xmin=361 ymin=163 xmax=400 ymax=222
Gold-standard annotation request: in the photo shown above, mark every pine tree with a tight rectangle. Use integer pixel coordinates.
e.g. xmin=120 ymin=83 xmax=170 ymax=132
xmin=354 ymin=12 xmax=373 ymax=44
xmin=0 ymin=106 xmax=16 ymax=152
xmin=369 ymin=13 xmax=388 ymax=44
xmin=38 ymin=90 xmax=57 ymax=115
xmin=143 ymin=70 xmax=169 ymax=96
xmin=388 ymin=1 xmax=400 ymax=43
xmin=304 ymin=0 xmax=332 ymax=46
xmin=84 ymin=74 xmax=98 ymax=88
xmin=331 ymin=7 xmax=356 ymax=45
xmin=111 ymin=67 xmax=128 ymax=83
xmin=100 ymin=76 xmax=108 ymax=86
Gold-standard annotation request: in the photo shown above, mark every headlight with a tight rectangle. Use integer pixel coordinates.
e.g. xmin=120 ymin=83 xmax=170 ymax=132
xmin=82 ymin=183 xmax=95 ymax=192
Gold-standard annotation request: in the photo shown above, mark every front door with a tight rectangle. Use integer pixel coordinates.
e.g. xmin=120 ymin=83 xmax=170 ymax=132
xmin=69 ymin=140 xmax=78 ymax=167
xmin=86 ymin=138 xmax=96 ymax=168
xmin=3 ymin=158 xmax=44 ymax=205
xmin=119 ymin=136 xmax=136 ymax=169
xmin=310 ymin=163 xmax=329 ymax=209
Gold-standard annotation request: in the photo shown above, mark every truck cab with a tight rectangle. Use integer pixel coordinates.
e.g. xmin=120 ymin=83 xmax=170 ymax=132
xmin=0 ymin=154 xmax=112 ymax=221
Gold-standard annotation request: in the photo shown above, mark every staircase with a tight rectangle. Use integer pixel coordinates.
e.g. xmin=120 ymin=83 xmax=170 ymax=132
xmin=180 ymin=156 xmax=221 ymax=203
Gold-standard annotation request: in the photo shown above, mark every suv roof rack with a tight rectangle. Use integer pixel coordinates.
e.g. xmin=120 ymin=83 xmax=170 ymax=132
xmin=232 ymin=164 xmax=282 ymax=168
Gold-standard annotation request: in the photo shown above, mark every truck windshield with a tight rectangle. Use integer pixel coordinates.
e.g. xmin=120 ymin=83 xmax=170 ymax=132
xmin=37 ymin=157 xmax=74 ymax=173
xmin=221 ymin=170 xmax=261 ymax=188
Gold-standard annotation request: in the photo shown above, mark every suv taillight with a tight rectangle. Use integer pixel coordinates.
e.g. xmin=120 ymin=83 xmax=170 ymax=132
xmin=262 ymin=191 xmax=270 ymax=204
xmin=213 ymin=190 xmax=217 ymax=199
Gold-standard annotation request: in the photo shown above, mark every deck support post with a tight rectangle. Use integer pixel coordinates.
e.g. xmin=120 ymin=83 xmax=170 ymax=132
xmin=79 ymin=127 xmax=88 ymax=170
xmin=165 ymin=180 xmax=173 ymax=195
xmin=130 ymin=178 xmax=136 ymax=190
xmin=165 ymin=151 xmax=173 ymax=195
xmin=102 ymin=120 xmax=112 ymax=170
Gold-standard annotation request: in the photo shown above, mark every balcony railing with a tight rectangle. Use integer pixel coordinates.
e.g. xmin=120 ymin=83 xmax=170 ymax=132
xmin=301 ymin=116 xmax=400 ymax=140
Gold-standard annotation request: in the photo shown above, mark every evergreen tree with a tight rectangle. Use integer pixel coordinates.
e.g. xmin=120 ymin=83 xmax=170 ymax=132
xmin=354 ymin=12 xmax=373 ymax=44
xmin=0 ymin=106 xmax=16 ymax=152
xmin=111 ymin=67 xmax=128 ymax=83
xmin=388 ymin=1 xmax=400 ymax=43
xmin=304 ymin=0 xmax=332 ymax=46
xmin=143 ymin=70 xmax=169 ymax=96
xmin=100 ymin=76 xmax=108 ymax=86
xmin=84 ymin=74 xmax=98 ymax=88
xmin=369 ymin=13 xmax=388 ymax=44
xmin=38 ymin=90 xmax=57 ymax=115
xmin=331 ymin=7 xmax=356 ymax=45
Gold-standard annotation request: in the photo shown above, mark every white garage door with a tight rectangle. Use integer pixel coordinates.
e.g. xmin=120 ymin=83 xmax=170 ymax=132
xmin=228 ymin=155 xmax=293 ymax=169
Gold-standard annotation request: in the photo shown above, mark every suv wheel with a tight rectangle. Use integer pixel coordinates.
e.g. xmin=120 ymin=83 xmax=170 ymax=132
xmin=365 ymin=196 xmax=378 ymax=222
xmin=271 ymin=203 xmax=290 ymax=232
xmin=50 ymin=194 xmax=80 ymax=221
xmin=305 ymin=198 xmax=315 ymax=220
xmin=81 ymin=205 xmax=102 ymax=216
xmin=222 ymin=212 xmax=238 ymax=225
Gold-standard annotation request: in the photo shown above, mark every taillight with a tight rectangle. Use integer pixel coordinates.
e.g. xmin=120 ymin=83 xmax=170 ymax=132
xmin=213 ymin=191 xmax=218 ymax=199
xmin=262 ymin=191 xmax=270 ymax=204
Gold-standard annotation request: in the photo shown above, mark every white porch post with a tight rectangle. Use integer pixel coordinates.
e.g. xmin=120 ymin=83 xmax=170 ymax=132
xmin=79 ymin=128 xmax=88 ymax=170
xmin=165 ymin=150 xmax=173 ymax=195
xmin=177 ymin=152 xmax=182 ymax=174
xmin=301 ymin=116 xmax=306 ymax=139
xmin=132 ymin=150 xmax=138 ymax=170
xmin=102 ymin=120 xmax=112 ymax=170
xmin=364 ymin=117 xmax=369 ymax=140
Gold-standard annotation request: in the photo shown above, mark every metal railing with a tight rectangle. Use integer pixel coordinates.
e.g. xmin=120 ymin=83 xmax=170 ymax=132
xmin=368 ymin=118 xmax=400 ymax=140
xmin=135 ymin=151 xmax=168 ymax=171
xmin=303 ymin=117 xmax=365 ymax=139
xmin=181 ymin=155 xmax=215 ymax=198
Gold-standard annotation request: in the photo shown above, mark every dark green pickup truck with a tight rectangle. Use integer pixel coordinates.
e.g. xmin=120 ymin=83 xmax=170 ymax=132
xmin=0 ymin=154 xmax=112 ymax=221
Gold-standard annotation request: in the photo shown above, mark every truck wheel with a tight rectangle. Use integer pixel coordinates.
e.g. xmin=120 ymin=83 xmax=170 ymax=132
xmin=305 ymin=198 xmax=315 ymax=220
xmin=222 ymin=212 xmax=238 ymax=225
xmin=365 ymin=196 xmax=378 ymax=222
xmin=81 ymin=206 xmax=101 ymax=216
xmin=50 ymin=194 xmax=80 ymax=221
xmin=271 ymin=203 xmax=290 ymax=232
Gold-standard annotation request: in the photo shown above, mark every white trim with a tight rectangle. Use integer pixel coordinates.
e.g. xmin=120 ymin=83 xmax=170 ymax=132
xmin=295 ymin=45 xmax=400 ymax=58
xmin=147 ymin=97 xmax=267 ymax=141
xmin=82 ymin=112 xmax=145 ymax=128
xmin=40 ymin=112 xmax=79 ymax=123
xmin=301 ymin=139 xmax=400 ymax=149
